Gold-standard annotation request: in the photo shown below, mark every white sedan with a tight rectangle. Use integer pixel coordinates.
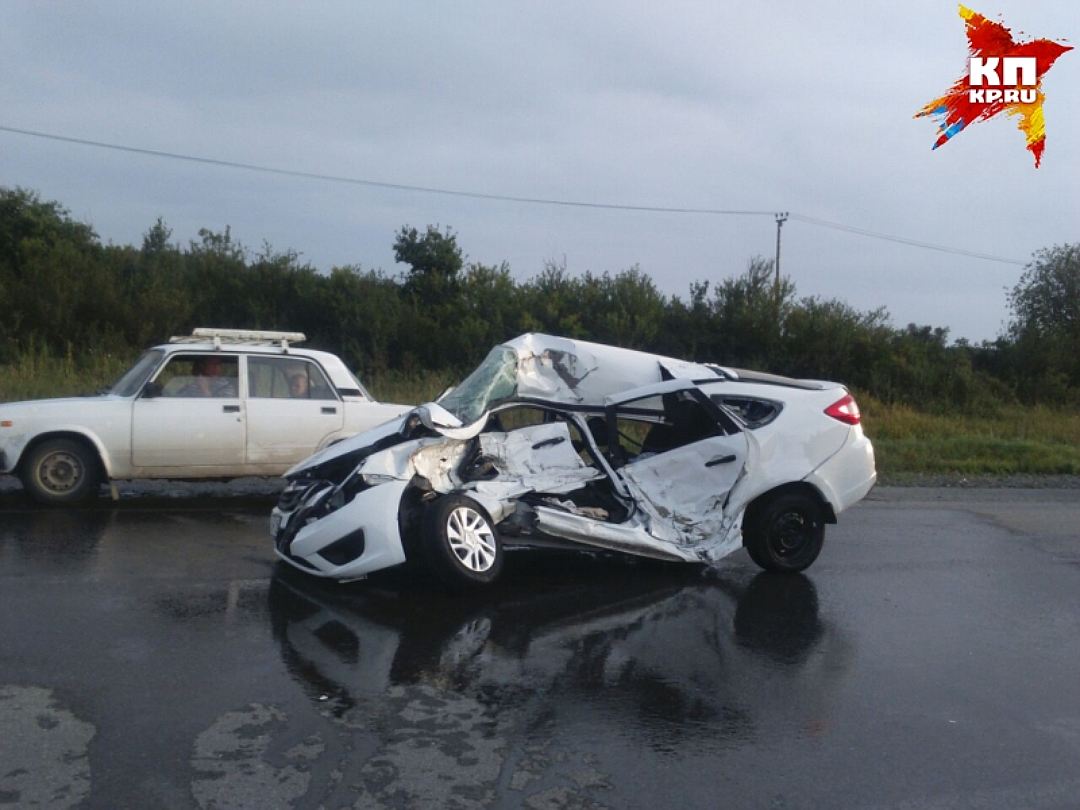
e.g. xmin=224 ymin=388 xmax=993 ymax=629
xmin=0 ymin=329 xmax=411 ymax=503
xmin=272 ymin=333 xmax=876 ymax=585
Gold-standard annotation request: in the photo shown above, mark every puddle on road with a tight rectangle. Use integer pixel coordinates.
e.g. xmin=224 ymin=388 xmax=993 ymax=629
xmin=246 ymin=558 xmax=852 ymax=807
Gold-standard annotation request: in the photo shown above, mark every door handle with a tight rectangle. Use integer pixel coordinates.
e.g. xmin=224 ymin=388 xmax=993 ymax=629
xmin=223 ymin=405 xmax=240 ymax=413
xmin=321 ymin=406 xmax=337 ymax=415
xmin=532 ymin=436 xmax=566 ymax=450
xmin=705 ymin=454 xmax=736 ymax=467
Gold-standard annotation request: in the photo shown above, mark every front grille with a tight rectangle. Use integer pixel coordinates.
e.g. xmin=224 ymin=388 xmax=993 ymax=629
xmin=277 ymin=481 xmax=321 ymax=512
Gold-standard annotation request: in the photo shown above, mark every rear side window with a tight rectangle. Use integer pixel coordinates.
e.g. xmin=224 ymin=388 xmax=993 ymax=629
xmin=248 ymin=357 xmax=336 ymax=400
xmin=712 ymin=396 xmax=783 ymax=429
xmin=609 ymin=390 xmax=723 ymax=467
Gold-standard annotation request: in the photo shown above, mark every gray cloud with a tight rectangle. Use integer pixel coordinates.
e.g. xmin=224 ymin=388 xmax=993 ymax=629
xmin=1 ymin=0 xmax=1076 ymax=341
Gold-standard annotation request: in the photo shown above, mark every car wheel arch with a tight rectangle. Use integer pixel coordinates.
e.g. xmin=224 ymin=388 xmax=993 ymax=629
xmin=397 ymin=480 xmax=433 ymax=559
xmin=743 ymin=481 xmax=837 ymax=530
xmin=17 ymin=430 xmax=111 ymax=481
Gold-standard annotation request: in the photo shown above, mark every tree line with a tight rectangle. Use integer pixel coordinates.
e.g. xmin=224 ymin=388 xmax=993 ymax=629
xmin=1 ymin=186 xmax=1077 ymax=411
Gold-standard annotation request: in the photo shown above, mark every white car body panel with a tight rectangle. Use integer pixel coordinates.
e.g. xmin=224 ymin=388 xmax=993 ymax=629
xmin=477 ymin=422 xmax=604 ymax=496
xmin=0 ymin=397 xmax=132 ymax=478
xmin=284 ymin=480 xmax=409 ymax=579
xmin=285 ymin=414 xmax=409 ymax=477
xmin=804 ymin=423 xmax=877 ymax=514
xmin=245 ymin=397 xmax=344 ymax=466
xmin=132 ymin=396 xmax=246 ymax=468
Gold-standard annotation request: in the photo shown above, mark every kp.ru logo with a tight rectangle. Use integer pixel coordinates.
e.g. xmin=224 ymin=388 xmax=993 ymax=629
xmin=915 ymin=5 xmax=1071 ymax=167
xmin=967 ymin=57 xmax=1037 ymax=104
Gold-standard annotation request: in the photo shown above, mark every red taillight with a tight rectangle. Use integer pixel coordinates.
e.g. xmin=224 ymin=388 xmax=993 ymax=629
xmin=824 ymin=394 xmax=861 ymax=425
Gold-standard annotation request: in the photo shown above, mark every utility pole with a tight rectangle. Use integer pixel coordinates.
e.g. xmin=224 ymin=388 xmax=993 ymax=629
xmin=774 ymin=211 xmax=789 ymax=301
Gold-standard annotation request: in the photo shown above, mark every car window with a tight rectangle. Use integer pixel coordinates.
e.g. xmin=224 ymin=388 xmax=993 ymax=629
xmin=711 ymin=395 xmax=783 ymax=429
xmin=248 ymin=357 xmax=336 ymax=401
xmin=609 ymin=390 xmax=721 ymax=467
xmin=154 ymin=354 xmax=239 ymax=398
xmin=488 ymin=405 xmax=548 ymax=431
xmin=109 ymin=349 xmax=164 ymax=396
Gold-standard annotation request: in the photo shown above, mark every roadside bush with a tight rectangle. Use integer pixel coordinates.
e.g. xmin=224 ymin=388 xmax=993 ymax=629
xmin=1 ymin=185 xmax=1076 ymax=415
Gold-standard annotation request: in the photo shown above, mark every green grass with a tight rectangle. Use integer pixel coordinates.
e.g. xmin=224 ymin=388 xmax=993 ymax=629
xmin=364 ymin=369 xmax=457 ymax=408
xmin=2 ymin=354 xmax=1077 ymax=477
xmin=0 ymin=348 xmax=133 ymax=402
xmin=860 ymin=396 xmax=1080 ymax=476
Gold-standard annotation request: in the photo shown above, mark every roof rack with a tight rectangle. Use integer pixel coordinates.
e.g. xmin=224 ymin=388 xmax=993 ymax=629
xmin=169 ymin=328 xmax=307 ymax=351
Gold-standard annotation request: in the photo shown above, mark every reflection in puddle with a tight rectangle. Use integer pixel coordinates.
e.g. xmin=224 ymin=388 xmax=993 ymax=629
xmin=264 ymin=557 xmax=855 ymax=805
xmin=0 ymin=510 xmax=113 ymax=570
xmin=269 ymin=555 xmax=853 ymax=752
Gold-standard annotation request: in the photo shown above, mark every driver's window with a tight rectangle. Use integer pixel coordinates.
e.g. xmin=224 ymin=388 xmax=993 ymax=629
xmin=154 ymin=355 xmax=239 ymax=398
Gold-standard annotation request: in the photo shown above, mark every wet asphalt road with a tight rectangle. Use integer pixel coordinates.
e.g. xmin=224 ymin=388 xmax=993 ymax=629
xmin=1 ymin=486 xmax=1079 ymax=809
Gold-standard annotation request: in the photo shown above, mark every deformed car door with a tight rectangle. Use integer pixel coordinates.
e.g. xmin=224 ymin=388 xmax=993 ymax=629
xmin=607 ymin=382 xmax=751 ymax=548
xmin=618 ymin=432 xmax=749 ymax=542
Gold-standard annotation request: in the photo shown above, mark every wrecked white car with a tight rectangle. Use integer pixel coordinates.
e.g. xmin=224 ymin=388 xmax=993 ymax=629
xmin=271 ymin=334 xmax=876 ymax=586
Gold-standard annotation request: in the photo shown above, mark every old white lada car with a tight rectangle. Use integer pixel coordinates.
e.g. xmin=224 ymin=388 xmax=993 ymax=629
xmin=0 ymin=329 xmax=411 ymax=503
xmin=271 ymin=334 xmax=876 ymax=585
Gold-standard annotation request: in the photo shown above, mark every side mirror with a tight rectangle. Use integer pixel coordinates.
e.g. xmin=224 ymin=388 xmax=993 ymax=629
xmin=142 ymin=381 xmax=163 ymax=399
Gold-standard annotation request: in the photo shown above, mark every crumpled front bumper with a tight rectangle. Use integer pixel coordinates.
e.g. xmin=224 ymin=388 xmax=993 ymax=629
xmin=272 ymin=479 xmax=410 ymax=579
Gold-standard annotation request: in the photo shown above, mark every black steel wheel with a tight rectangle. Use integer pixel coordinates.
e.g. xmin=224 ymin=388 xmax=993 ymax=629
xmin=743 ymin=492 xmax=825 ymax=573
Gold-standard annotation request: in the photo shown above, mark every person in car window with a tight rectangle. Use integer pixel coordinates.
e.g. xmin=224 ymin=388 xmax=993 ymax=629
xmin=287 ymin=370 xmax=309 ymax=399
xmin=181 ymin=356 xmax=237 ymax=398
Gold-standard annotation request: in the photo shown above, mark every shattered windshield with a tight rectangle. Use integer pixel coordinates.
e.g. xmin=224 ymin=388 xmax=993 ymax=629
xmin=438 ymin=346 xmax=518 ymax=424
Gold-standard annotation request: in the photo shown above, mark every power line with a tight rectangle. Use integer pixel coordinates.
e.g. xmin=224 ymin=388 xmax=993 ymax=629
xmin=0 ymin=123 xmax=1029 ymax=266
xmin=789 ymin=213 xmax=1025 ymax=266
xmin=0 ymin=124 xmax=772 ymax=217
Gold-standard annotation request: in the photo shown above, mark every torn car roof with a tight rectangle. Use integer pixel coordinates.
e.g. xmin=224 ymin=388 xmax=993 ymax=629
xmin=498 ymin=333 xmax=729 ymax=406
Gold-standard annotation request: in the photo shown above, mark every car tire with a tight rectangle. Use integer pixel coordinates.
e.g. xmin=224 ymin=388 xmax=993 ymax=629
xmin=743 ymin=492 xmax=825 ymax=573
xmin=423 ymin=495 xmax=504 ymax=588
xmin=21 ymin=438 xmax=101 ymax=505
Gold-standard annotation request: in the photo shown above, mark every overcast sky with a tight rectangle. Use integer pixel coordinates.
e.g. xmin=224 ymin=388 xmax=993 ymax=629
xmin=1 ymin=1 xmax=1076 ymax=342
